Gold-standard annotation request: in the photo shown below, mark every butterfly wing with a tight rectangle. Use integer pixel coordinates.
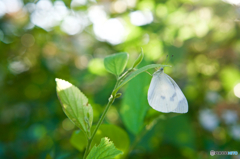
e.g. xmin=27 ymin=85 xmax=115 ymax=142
xmin=148 ymin=72 xmax=179 ymax=113
xmin=165 ymin=74 xmax=188 ymax=113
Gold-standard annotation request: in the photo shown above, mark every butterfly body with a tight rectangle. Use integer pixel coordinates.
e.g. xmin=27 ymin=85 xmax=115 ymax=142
xmin=147 ymin=68 xmax=188 ymax=113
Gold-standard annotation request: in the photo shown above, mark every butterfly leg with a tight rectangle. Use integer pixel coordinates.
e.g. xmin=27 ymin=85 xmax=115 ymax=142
xmin=145 ymin=71 xmax=152 ymax=76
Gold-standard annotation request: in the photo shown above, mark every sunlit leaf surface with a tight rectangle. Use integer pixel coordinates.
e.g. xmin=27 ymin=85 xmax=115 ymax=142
xmin=56 ymin=78 xmax=93 ymax=137
xmin=87 ymin=137 xmax=123 ymax=159
xmin=104 ymin=52 xmax=129 ymax=76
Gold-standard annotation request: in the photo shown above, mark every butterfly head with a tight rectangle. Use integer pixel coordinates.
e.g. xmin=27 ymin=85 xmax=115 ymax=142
xmin=155 ymin=67 xmax=164 ymax=74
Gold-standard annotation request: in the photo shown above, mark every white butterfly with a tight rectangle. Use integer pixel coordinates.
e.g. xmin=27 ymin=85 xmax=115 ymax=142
xmin=148 ymin=67 xmax=188 ymax=113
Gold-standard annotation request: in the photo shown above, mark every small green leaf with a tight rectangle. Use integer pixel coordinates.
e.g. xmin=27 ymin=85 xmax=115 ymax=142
xmin=86 ymin=137 xmax=123 ymax=159
xmin=56 ymin=78 xmax=93 ymax=138
xmin=132 ymin=48 xmax=144 ymax=68
xmin=104 ymin=52 xmax=129 ymax=76
xmin=115 ymin=93 xmax=122 ymax=98
xmin=70 ymin=124 xmax=129 ymax=157
xmin=117 ymin=64 xmax=171 ymax=89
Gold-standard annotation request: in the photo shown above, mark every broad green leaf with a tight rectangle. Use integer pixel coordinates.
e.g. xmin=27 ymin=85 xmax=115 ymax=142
xmin=120 ymin=70 xmax=151 ymax=135
xmin=86 ymin=137 xmax=123 ymax=159
xmin=56 ymin=78 xmax=93 ymax=138
xmin=70 ymin=124 xmax=129 ymax=158
xmin=117 ymin=64 xmax=171 ymax=89
xmin=104 ymin=52 xmax=129 ymax=76
xmin=132 ymin=48 xmax=144 ymax=68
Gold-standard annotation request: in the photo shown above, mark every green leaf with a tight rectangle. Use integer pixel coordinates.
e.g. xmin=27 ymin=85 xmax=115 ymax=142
xmin=70 ymin=124 xmax=130 ymax=157
xmin=132 ymin=48 xmax=144 ymax=68
xmin=120 ymin=70 xmax=151 ymax=135
xmin=117 ymin=64 xmax=171 ymax=89
xmin=104 ymin=52 xmax=129 ymax=76
xmin=55 ymin=78 xmax=93 ymax=138
xmin=86 ymin=137 xmax=123 ymax=159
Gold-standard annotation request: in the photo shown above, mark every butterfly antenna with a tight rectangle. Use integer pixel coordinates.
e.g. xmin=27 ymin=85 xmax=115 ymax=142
xmin=163 ymin=55 xmax=169 ymax=68
xmin=164 ymin=55 xmax=169 ymax=65
xmin=166 ymin=55 xmax=174 ymax=65
xmin=145 ymin=71 xmax=152 ymax=76
xmin=163 ymin=54 xmax=174 ymax=69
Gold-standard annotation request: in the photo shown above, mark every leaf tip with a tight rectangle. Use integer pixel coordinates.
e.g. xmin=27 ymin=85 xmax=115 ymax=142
xmin=55 ymin=78 xmax=72 ymax=90
xmin=55 ymin=78 xmax=61 ymax=83
xmin=132 ymin=49 xmax=144 ymax=68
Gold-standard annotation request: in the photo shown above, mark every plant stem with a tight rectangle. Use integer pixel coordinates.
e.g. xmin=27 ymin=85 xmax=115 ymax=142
xmin=118 ymin=68 xmax=134 ymax=82
xmin=83 ymin=88 xmax=116 ymax=159
xmin=91 ymin=96 xmax=115 ymax=140
xmin=83 ymin=139 xmax=91 ymax=159
xmin=82 ymin=69 xmax=133 ymax=158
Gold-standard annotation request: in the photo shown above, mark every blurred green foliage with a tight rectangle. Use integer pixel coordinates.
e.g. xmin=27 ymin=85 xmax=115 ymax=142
xmin=0 ymin=0 xmax=240 ymax=158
